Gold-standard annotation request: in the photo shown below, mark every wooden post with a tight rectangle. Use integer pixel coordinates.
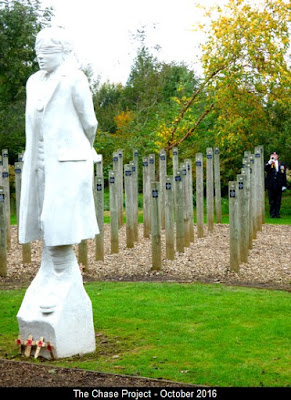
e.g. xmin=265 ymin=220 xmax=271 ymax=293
xmin=259 ymin=145 xmax=265 ymax=224
xmin=149 ymin=154 xmax=156 ymax=182
xmin=181 ymin=162 xmax=190 ymax=247
xmin=109 ymin=170 xmax=119 ymax=253
xmin=237 ymin=174 xmax=248 ymax=263
xmin=2 ymin=149 xmax=10 ymax=250
xmin=172 ymin=148 xmax=178 ymax=219
xmin=78 ymin=240 xmax=88 ymax=272
xmin=185 ymin=159 xmax=194 ymax=243
xmin=15 ymin=162 xmax=31 ymax=263
xmin=195 ymin=153 xmax=204 ymax=238
xmin=151 ymin=182 xmax=161 ymax=270
xmin=14 ymin=162 xmax=21 ymax=233
xmin=124 ymin=164 xmax=134 ymax=248
xmin=95 ymin=176 xmax=104 ymax=261
xmin=206 ymin=147 xmax=214 ymax=232
xmin=148 ymin=154 xmax=155 ymax=231
xmin=175 ymin=169 xmax=184 ymax=253
xmin=130 ymin=160 xmax=138 ymax=241
xmin=241 ymin=167 xmax=250 ymax=257
xmin=244 ymin=159 xmax=253 ymax=249
xmin=117 ymin=149 xmax=124 ymax=227
xmin=249 ymin=154 xmax=256 ymax=240
xmin=229 ymin=181 xmax=240 ymax=272
xmin=254 ymin=146 xmax=262 ymax=231
xmin=96 ymin=155 xmax=103 ymax=177
xmin=242 ymin=157 xmax=252 ymax=249
xmin=244 ymin=151 xmax=251 ymax=159
xmin=113 ymin=152 xmax=120 ymax=229
xmin=214 ymin=147 xmax=222 ymax=223
xmin=0 ymin=186 xmax=7 ymax=276
xmin=159 ymin=150 xmax=167 ymax=230
xmin=143 ymin=157 xmax=150 ymax=238
xmin=165 ymin=176 xmax=175 ymax=260
xmin=133 ymin=148 xmax=139 ymax=192
xmin=133 ymin=148 xmax=139 ymax=234
xmin=113 ymin=152 xmax=119 ymax=172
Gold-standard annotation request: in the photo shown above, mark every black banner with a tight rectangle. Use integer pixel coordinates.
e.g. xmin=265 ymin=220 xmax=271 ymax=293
xmin=0 ymin=387 xmax=289 ymax=400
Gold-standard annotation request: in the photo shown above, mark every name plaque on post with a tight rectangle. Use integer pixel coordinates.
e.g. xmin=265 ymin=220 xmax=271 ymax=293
xmin=175 ymin=175 xmax=182 ymax=182
xmin=230 ymin=189 xmax=236 ymax=198
xmin=173 ymin=150 xmax=178 ymax=156
xmin=206 ymin=154 xmax=212 ymax=159
xmin=255 ymin=153 xmax=260 ymax=158
xmin=2 ymin=172 xmax=9 ymax=178
xmin=143 ymin=161 xmax=148 ymax=167
xmin=196 ymin=161 xmax=202 ymax=167
xmin=152 ymin=189 xmax=158 ymax=198
xmin=149 ymin=158 xmax=154 ymax=164
xmin=131 ymin=166 xmax=136 ymax=172
xmin=125 ymin=170 xmax=131 ymax=176
xmin=0 ymin=193 xmax=5 ymax=202
xmin=134 ymin=151 xmax=138 ymax=157
xmin=165 ymin=182 xmax=172 ymax=190
xmin=15 ymin=168 xmax=22 ymax=174
xmin=160 ymin=155 xmax=166 ymax=161
xmin=109 ymin=176 xmax=115 ymax=184
xmin=97 ymin=183 xmax=102 ymax=191
xmin=239 ymin=182 xmax=244 ymax=190
xmin=113 ymin=156 xmax=118 ymax=162
xmin=215 ymin=149 xmax=219 ymax=154
xmin=183 ymin=169 xmax=187 ymax=175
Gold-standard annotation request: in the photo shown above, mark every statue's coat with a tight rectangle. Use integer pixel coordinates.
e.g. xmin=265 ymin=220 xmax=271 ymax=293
xmin=19 ymin=65 xmax=99 ymax=246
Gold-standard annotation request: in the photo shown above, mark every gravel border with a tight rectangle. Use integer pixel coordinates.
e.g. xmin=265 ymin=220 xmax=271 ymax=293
xmin=1 ymin=224 xmax=290 ymax=291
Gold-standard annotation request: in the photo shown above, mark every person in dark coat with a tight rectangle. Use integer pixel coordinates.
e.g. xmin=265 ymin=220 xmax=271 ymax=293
xmin=265 ymin=152 xmax=287 ymax=218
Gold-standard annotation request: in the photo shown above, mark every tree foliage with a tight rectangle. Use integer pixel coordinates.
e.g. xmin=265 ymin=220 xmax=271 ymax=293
xmin=199 ymin=0 xmax=291 ymax=167
xmin=1 ymin=0 xmax=290 ymax=189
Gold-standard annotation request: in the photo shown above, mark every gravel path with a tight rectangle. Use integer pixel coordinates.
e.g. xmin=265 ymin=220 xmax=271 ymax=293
xmin=1 ymin=224 xmax=290 ymax=291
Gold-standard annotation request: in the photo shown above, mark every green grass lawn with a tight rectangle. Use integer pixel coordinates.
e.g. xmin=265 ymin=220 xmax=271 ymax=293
xmin=0 ymin=282 xmax=290 ymax=386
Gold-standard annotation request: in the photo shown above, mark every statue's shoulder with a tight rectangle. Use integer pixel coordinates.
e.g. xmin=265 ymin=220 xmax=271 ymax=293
xmin=66 ymin=68 xmax=89 ymax=84
xmin=63 ymin=68 xmax=90 ymax=92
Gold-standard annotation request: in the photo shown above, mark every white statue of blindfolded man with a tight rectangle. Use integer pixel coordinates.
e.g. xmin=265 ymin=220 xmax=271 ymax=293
xmin=18 ymin=26 xmax=99 ymax=311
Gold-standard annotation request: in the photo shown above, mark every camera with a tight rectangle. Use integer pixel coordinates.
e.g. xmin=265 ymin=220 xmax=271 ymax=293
xmin=271 ymin=156 xmax=275 ymax=160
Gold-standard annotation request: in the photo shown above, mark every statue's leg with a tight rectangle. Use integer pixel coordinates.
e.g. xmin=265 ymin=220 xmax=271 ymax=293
xmin=38 ymin=245 xmax=78 ymax=312
xmin=47 ymin=245 xmax=75 ymax=273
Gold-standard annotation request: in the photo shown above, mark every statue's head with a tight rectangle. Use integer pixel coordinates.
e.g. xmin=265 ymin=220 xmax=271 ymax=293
xmin=35 ymin=27 xmax=73 ymax=73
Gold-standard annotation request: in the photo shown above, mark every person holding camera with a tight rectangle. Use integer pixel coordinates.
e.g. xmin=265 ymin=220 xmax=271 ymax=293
xmin=265 ymin=152 xmax=287 ymax=218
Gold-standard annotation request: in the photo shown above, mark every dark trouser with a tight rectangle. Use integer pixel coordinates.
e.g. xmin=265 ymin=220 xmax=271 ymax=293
xmin=268 ymin=189 xmax=282 ymax=217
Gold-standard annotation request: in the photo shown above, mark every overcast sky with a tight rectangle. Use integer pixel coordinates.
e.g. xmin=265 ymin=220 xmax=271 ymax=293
xmin=41 ymin=0 xmax=222 ymax=84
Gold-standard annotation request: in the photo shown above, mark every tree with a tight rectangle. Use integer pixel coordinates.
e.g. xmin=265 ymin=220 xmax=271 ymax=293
xmin=93 ymin=81 xmax=123 ymax=133
xmin=0 ymin=0 xmax=53 ymax=162
xmin=161 ymin=0 xmax=290 ymax=164
xmin=200 ymin=0 xmax=290 ymax=161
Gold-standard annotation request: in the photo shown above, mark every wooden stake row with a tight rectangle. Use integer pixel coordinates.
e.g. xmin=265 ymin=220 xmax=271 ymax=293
xmin=229 ymin=145 xmax=265 ymax=272
xmin=1 ymin=146 xmax=223 ymax=275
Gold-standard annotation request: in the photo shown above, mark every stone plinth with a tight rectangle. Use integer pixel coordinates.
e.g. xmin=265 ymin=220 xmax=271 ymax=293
xmin=17 ymin=246 xmax=95 ymax=359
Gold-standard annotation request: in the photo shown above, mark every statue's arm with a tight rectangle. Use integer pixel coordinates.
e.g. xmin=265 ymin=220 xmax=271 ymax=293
xmin=72 ymin=72 xmax=98 ymax=147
